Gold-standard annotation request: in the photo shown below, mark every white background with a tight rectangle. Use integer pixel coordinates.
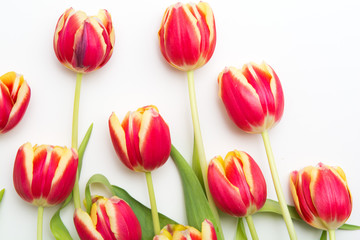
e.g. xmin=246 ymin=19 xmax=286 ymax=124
xmin=0 ymin=0 xmax=359 ymax=239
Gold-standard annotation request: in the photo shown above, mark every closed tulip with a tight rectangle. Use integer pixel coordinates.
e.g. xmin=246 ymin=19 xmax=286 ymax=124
xmin=158 ymin=2 xmax=216 ymax=72
xmin=0 ymin=72 xmax=30 ymax=134
xmin=218 ymin=62 xmax=284 ymax=134
xmin=153 ymin=219 xmax=217 ymax=240
xmin=74 ymin=196 xmax=141 ymax=240
xmin=208 ymin=150 xmax=266 ymax=217
xmin=109 ymin=105 xmax=171 ymax=172
xmin=290 ymin=163 xmax=352 ymax=231
xmin=54 ymin=7 xmax=115 ymax=73
xmin=13 ymin=142 xmax=78 ymax=207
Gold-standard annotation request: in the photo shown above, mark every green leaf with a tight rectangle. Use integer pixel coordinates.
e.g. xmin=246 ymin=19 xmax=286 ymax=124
xmin=170 ymin=145 xmax=224 ymax=240
xmin=50 ymin=123 xmax=93 ymax=240
xmin=320 ymin=230 xmax=327 ymax=240
xmin=84 ymin=173 xmax=177 ymax=240
xmin=0 ymin=188 xmax=4 ymax=203
xmin=258 ymin=199 xmax=360 ymax=231
xmin=191 ymin=137 xmax=205 ymax=190
xmin=236 ymin=218 xmax=248 ymax=240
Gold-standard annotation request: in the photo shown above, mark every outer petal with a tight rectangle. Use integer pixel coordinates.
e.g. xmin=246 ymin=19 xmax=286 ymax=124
xmin=138 ymin=107 xmax=171 ymax=171
xmin=201 ymin=219 xmax=217 ymax=240
xmin=74 ymin=208 xmax=104 ymax=240
xmin=96 ymin=9 xmax=115 ymax=68
xmin=0 ymin=81 xmax=13 ymax=130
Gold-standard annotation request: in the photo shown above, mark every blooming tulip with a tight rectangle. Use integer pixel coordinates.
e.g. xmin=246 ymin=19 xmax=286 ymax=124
xmin=218 ymin=62 xmax=284 ymax=134
xmin=0 ymin=72 xmax=30 ymax=134
xmin=158 ymin=2 xmax=216 ymax=72
xmin=153 ymin=219 xmax=217 ymax=240
xmin=290 ymin=163 xmax=352 ymax=231
xmin=74 ymin=196 xmax=141 ymax=240
xmin=109 ymin=105 xmax=171 ymax=172
xmin=207 ymin=150 xmax=266 ymax=217
xmin=54 ymin=7 xmax=115 ymax=73
xmin=13 ymin=142 xmax=78 ymax=207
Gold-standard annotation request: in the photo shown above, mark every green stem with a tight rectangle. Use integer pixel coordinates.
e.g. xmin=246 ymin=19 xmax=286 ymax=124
xmin=187 ymin=70 xmax=220 ymax=222
xmin=145 ymin=172 xmax=160 ymax=235
xmin=329 ymin=230 xmax=336 ymax=240
xmin=37 ymin=206 xmax=44 ymax=240
xmin=236 ymin=218 xmax=248 ymax=240
xmin=72 ymin=73 xmax=82 ymax=209
xmin=245 ymin=215 xmax=259 ymax=240
xmin=261 ymin=130 xmax=297 ymax=240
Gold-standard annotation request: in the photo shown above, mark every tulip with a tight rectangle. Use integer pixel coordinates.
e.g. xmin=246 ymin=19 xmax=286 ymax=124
xmin=218 ymin=62 xmax=297 ymax=239
xmin=0 ymin=72 xmax=31 ymax=134
xmin=290 ymin=163 xmax=352 ymax=239
xmin=109 ymin=105 xmax=171 ymax=173
xmin=208 ymin=150 xmax=266 ymax=217
xmin=74 ymin=196 xmax=141 ymax=240
xmin=153 ymin=219 xmax=217 ymax=240
xmin=54 ymin=7 xmax=115 ymax=73
xmin=218 ymin=62 xmax=284 ymax=134
xmin=158 ymin=2 xmax=216 ymax=72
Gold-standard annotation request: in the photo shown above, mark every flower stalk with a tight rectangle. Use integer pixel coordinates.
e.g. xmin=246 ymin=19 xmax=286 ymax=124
xmin=145 ymin=172 xmax=161 ymax=235
xmin=329 ymin=230 xmax=335 ymax=240
xmin=187 ymin=70 xmax=219 ymax=222
xmin=261 ymin=130 xmax=297 ymax=240
xmin=245 ymin=215 xmax=259 ymax=240
xmin=37 ymin=206 xmax=44 ymax=240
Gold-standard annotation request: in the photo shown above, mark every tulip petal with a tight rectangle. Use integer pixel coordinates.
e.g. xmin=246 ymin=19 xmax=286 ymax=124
xmin=74 ymin=208 xmax=104 ymax=240
xmin=201 ymin=219 xmax=217 ymax=240
xmin=0 ymin=81 xmax=13 ymax=130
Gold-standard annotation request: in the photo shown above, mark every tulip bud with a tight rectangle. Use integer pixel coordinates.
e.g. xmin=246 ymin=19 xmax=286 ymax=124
xmin=74 ymin=196 xmax=142 ymax=240
xmin=207 ymin=150 xmax=267 ymax=217
xmin=290 ymin=163 xmax=352 ymax=230
xmin=0 ymin=72 xmax=30 ymax=134
xmin=13 ymin=142 xmax=78 ymax=207
xmin=218 ymin=62 xmax=284 ymax=134
xmin=109 ymin=105 xmax=171 ymax=172
xmin=54 ymin=7 xmax=115 ymax=73
xmin=153 ymin=219 xmax=217 ymax=240
xmin=158 ymin=2 xmax=216 ymax=72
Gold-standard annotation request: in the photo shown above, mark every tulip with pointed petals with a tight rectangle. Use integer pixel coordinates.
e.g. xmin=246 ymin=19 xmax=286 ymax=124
xmin=74 ymin=196 xmax=141 ymax=240
xmin=54 ymin=7 xmax=115 ymax=73
xmin=0 ymin=72 xmax=30 ymax=134
xmin=290 ymin=163 xmax=352 ymax=231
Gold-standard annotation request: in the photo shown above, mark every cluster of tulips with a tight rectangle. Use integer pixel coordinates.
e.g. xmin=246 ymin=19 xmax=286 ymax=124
xmin=0 ymin=2 xmax=357 ymax=240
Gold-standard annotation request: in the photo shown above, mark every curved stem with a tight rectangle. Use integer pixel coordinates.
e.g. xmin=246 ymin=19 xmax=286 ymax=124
xmin=72 ymin=73 xmax=82 ymax=209
xmin=145 ymin=172 xmax=161 ymax=235
xmin=245 ymin=215 xmax=259 ymax=240
xmin=37 ymin=206 xmax=44 ymax=240
xmin=261 ymin=130 xmax=297 ymax=240
xmin=187 ymin=70 xmax=220 ymax=222
xmin=329 ymin=230 xmax=336 ymax=240
xmin=236 ymin=218 xmax=248 ymax=240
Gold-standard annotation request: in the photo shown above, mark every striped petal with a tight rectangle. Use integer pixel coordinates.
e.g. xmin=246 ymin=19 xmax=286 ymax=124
xmin=74 ymin=208 xmax=104 ymax=240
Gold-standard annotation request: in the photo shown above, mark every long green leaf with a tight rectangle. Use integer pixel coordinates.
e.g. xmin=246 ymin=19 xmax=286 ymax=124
xmin=192 ymin=137 xmax=205 ymax=190
xmin=258 ymin=199 xmax=360 ymax=230
xmin=170 ymin=145 xmax=224 ymax=240
xmin=320 ymin=230 xmax=327 ymax=240
xmin=84 ymin=173 xmax=177 ymax=240
xmin=50 ymin=124 xmax=93 ymax=240
xmin=0 ymin=189 xmax=4 ymax=203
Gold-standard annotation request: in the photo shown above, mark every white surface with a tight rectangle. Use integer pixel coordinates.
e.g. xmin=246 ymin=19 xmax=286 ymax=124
xmin=0 ymin=0 xmax=359 ymax=239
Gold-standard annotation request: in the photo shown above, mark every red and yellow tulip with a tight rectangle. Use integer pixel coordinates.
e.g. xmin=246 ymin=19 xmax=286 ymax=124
xmin=158 ymin=2 xmax=216 ymax=72
xmin=207 ymin=150 xmax=267 ymax=217
xmin=13 ymin=142 xmax=78 ymax=207
xmin=109 ymin=105 xmax=171 ymax=172
xmin=74 ymin=196 xmax=141 ymax=240
xmin=218 ymin=62 xmax=284 ymax=134
xmin=290 ymin=163 xmax=352 ymax=231
xmin=0 ymin=72 xmax=30 ymax=134
xmin=53 ymin=7 xmax=115 ymax=73
xmin=153 ymin=219 xmax=217 ymax=240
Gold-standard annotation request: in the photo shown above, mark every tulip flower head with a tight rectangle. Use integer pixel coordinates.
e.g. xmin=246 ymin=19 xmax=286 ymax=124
xmin=0 ymin=72 xmax=30 ymax=134
xmin=218 ymin=62 xmax=284 ymax=134
xmin=109 ymin=105 xmax=171 ymax=172
xmin=74 ymin=196 xmax=142 ymax=240
xmin=153 ymin=219 xmax=217 ymax=240
xmin=13 ymin=142 xmax=78 ymax=207
xmin=290 ymin=163 xmax=352 ymax=231
xmin=207 ymin=150 xmax=267 ymax=217
xmin=158 ymin=2 xmax=216 ymax=72
xmin=54 ymin=8 xmax=115 ymax=73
